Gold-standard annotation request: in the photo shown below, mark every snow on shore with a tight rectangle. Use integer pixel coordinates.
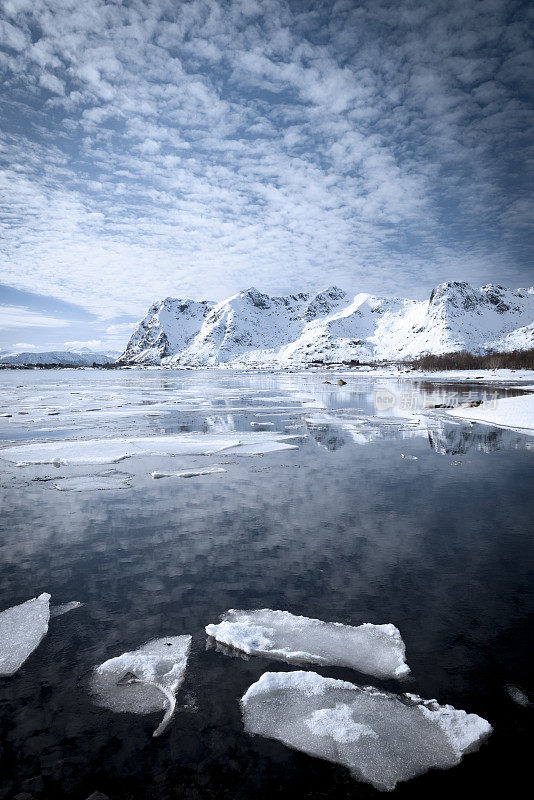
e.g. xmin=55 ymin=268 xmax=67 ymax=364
xmin=446 ymin=393 xmax=534 ymax=434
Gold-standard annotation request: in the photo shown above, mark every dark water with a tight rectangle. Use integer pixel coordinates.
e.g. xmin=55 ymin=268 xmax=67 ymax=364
xmin=0 ymin=370 xmax=532 ymax=799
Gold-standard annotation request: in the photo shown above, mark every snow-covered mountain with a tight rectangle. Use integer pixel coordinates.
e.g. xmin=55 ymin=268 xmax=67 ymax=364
xmin=121 ymin=282 xmax=534 ymax=367
xmin=0 ymin=351 xmax=116 ymax=366
xmin=122 ymin=297 xmax=214 ymax=364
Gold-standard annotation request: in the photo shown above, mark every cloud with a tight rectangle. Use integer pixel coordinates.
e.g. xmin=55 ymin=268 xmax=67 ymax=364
xmin=0 ymin=305 xmax=70 ymax=329
xmin=0 ymin=0 xmax=532 ymax=328
xmin=39 ymin=71 xmax=65 ymax=94
xmin=10 ymin=342 xmax=37 ymax=350
xmin=105 ymin=322 xmax=136 ymax=336
xmin=63 ymin=339 xmax=106 ymax=350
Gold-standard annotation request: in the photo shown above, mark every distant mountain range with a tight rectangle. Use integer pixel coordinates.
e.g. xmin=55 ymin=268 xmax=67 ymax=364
xmin=0 ymin=350 xmax=116 ymax=366
xmin=120 ymin=282 xmax=534 ymax=366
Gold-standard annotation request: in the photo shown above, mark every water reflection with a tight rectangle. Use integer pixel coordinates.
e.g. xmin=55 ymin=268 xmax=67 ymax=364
xmin=0 ymin=370 xmax=532 ymax=800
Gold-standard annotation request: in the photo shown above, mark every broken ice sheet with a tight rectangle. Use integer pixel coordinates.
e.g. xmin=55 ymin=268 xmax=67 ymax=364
xmin=0 ymin=593 xmax=51 ymax=676
xmin=241 ymin=671 xmax=492 ymax=792
xmin=90 ymin=635 xmax=191 ymax=737
xmin=0 ymin=431 xmax=301 ymax=466
xmin=205 ymin=609 xmax=409 ymax=679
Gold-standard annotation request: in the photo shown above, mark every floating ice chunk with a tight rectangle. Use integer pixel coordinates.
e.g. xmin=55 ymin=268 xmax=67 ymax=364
xmin=151 ymin=466 xmax=227 ymax=479
xmin=50 ymin=601 xmax=84 ymax=618
xmin=0 ymin=593 xmax=51 ymax=676
xmin=241 ymin=671 xmax=492 ymax=791
xmin=205 ymin=609 xmax=409 ymax=679
xmin=53 ymin=476 xmax=131 ymax=491
xmin=0 ymin=432 xmax=301 ymax=466
xmin=221 ymin=439 xmax=300 ymax=456
xmin=90 ymin=635 xmax=191 ymax=737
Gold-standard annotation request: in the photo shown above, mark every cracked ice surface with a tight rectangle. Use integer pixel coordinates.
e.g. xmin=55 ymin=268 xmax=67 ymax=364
xmin=90 ymin=635 xmax=191 ymax=737
xmin=0 ymin=593 xmax=51 ymax=676
xmin=205 ymin=609 xmax=409 ymax=679
xmin=0 ymin=432 xmax=300 ymax=466
xmin=241 ymin=671 xmax=492 ymax=791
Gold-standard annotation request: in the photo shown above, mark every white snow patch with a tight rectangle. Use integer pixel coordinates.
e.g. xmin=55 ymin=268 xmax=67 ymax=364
xmin=205 ymin=609 xmax=409 ymax=679
xmin=304 ymin=704 xmax=379 ymax=744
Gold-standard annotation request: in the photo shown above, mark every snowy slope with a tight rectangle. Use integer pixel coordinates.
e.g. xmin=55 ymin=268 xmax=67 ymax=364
xmin=121 ymin=297 xmax=214 ymax=364
xmin=386 ymin=283 xmax=534 ymax=359
xmin=177 ymin=288 xmax=313 ymax=366
xmin=121 ymin=282 xmax=534 ymax=366
xmin=0 ymin=351 xmax=116 ymax=366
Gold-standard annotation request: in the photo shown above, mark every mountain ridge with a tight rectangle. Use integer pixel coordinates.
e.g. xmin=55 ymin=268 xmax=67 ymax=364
xmin=121 ymin=280 xmax=534 ymax=366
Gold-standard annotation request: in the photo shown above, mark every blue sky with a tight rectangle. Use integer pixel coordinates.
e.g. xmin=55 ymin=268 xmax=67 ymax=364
xmin=1 ymin=0 xmax=533 ymax=353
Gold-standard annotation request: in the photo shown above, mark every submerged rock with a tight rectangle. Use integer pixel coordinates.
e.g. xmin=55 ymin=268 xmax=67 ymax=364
xmin=505 ymin=684 xmax=530 ymax=707
xmin=49 ymin=601 xmax=83 ymax=618
xmin=241 ymin=671 xmax=492 ymax=791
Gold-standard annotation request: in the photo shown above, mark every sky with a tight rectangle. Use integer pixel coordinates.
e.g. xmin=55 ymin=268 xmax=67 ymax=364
xmin=0 ymin=0 xmax=533 ymax=353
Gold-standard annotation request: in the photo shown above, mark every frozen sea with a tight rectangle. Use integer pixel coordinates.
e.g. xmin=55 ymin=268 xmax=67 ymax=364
xmin=0 ymin=369 xmax=532 ymax=799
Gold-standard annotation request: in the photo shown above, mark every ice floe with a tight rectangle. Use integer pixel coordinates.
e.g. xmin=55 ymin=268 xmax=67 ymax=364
xmin=52 ymin=475 xmax=132 ymax=491
xmin=151 ymin=466 xmax=227 ymax=479
xmin=90 ymin=635 xmax=192 ymax=737
xmin=0 ymin=432 xmax=301 ymax=466
xmin=205 ymin=609 xmax=409 ymax=679
xmin=0 ymin=593 xmax=51 ymax=676
xmin=241 ymin=671 xmax=492 ymax=791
